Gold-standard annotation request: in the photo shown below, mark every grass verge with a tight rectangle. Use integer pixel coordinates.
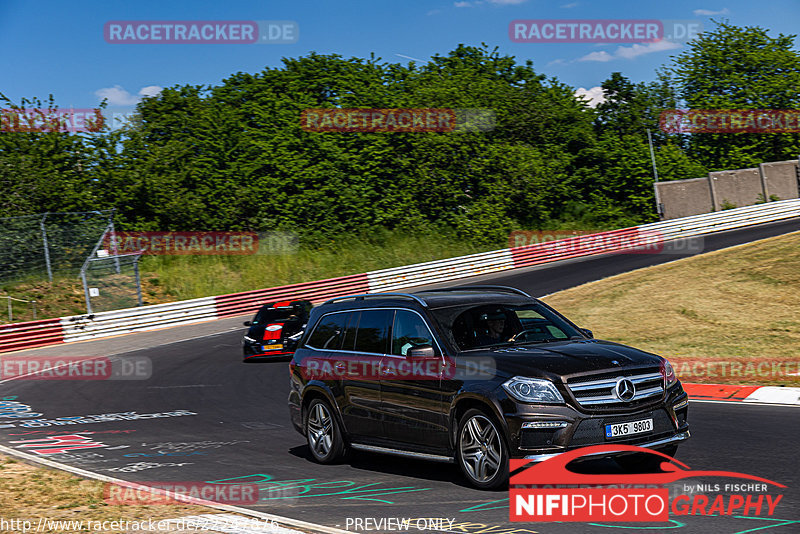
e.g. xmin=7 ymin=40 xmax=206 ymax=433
xmin=0 ymin=452 xmax=220 ymax=533
xmin=2 ymin=231 xmax=496 ymax=322
xmin=542 ymin=231 xmax=800 ymax=386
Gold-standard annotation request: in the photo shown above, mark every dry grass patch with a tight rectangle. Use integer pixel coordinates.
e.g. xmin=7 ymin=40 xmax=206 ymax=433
xmin=543 ymin=231 xmax=800 ymax=385
xmin=0 ymin=453 xmax=223 ymax=533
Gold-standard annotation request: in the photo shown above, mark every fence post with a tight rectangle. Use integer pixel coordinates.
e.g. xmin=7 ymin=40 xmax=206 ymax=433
xmin=40 ymin=212 xmax=53 ymax=282
xmin=134 ymin=257 xmax=143 ymax=307
xmin=7 ymin=296 xmax=12 ymax=322
xmin=81 ymin=269 xmax=93 ymax=315
xmin=109 ymin=210 xmax=120 ymax=274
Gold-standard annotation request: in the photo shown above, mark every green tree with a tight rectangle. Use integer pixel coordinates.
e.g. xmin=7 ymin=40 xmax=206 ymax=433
xmin=665 ymin=20 xmax=800 ymax=168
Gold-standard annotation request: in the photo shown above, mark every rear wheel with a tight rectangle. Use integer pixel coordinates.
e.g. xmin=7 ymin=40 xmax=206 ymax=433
xmin=456 ymin=409 xmax=509 ymax=489
xmin=305 ymin=398 xmax=345 ymax=463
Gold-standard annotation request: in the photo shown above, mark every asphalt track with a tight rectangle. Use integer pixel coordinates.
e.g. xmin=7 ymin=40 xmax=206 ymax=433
xmin=1 ymin=219 xmax=799 ymax=534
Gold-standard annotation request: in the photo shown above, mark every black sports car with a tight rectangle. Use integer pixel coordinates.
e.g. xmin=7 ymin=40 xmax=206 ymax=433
xmin=242 ymin=299 xmax=312 ymax=361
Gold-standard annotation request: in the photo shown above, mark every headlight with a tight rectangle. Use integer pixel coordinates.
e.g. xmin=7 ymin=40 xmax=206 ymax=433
xmin=502 ymin=377 xmax=564 ymax=404
xmin=662 ymin=359 xmax=678 ymax=388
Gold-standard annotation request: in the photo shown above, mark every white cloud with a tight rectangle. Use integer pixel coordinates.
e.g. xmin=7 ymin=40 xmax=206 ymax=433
xmin=95 ymin=85 xmax=163 ymax=106
xmin=575 ymin=86 xmax=606 ymax=108
xmin=561 ymin=2 xmax=579 ymax=8
xmin=615 ymin=39 xmax=681 ymax=59
xmin=487 ymin=0 xmax=529 ymax=3
xmin=454 ymin=1 xmax=472 ymax=7
xmin=578 ymin=51 xmax=614 ymax=62
xmin=693 ymin=8 xmax=729 ymax=15
xmin=579 ymin=40 xmax=681 ymax=62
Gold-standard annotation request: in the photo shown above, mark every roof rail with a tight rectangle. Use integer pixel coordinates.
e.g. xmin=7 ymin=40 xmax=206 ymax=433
xmin=416 ymin=285 xmax=534 ymax=299
xmin=322 ymin=293 xmax=429 ymax=307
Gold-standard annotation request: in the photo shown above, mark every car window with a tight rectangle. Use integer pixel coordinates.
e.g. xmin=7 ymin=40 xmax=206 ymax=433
xmin=442 ymin=303 xmax=578 ymax=350
xmin=340 ymin=310 xmax=359 ymax=351
xmin=392 ymin=310 xmax=434 ymax=356
xmin=306 ymin=312 xmax=349 ymax=350
xmin=353 ymin=309 xmax=393 ymax=354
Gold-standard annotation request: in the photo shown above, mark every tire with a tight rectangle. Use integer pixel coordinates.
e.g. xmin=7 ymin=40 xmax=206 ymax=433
xmin=456 ymin=408 xmax=509 ymax=489
xmin=304 ymin=398 xmax=346 ymax=463
xmin=616 ymin=445 xmax=678 ymax=472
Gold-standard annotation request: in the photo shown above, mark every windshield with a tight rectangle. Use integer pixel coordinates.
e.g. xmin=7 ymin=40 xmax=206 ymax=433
xmin=430 ymin=302 xmax=583 ymax=351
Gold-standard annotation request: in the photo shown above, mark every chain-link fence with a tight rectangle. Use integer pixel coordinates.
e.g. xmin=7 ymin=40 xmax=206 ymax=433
xmin=81 ymin=253 xmax=143 ymax=314
xmin=0 ymin=210 xmax=115 ymax=284
xmin=80 ymin=224 xmax=143 ymax=314
xmin=0 ymin=295 xmax=37 ymax=322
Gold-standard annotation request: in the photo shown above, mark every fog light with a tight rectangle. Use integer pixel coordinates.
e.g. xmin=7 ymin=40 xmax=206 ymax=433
xmin=673 ymin=399 xmax=689 ymax=410
xmin=521 ymin=421 xmax=569 ymax=429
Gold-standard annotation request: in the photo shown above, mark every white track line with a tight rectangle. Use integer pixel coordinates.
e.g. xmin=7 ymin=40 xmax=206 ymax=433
xmin=0 ymin=443 xmax=350 ymax=534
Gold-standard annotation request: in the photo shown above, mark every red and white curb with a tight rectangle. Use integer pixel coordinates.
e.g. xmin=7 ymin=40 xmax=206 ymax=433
xmin=683 ymin=383 xmax=800 ymax=405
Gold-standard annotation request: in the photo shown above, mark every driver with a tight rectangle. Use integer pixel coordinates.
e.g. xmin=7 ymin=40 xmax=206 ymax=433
xmin=476 ymin=310 xmax=509 ymax=345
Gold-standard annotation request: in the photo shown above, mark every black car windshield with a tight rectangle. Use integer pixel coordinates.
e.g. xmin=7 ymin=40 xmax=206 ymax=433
xmin=252 ymin=307 xmax=300 ymax=325
xmin=430 ymin=302 xmax=583 ymax=351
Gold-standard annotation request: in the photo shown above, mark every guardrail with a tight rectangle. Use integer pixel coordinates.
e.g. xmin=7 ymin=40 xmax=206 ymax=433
xmin=1 ymin=198 xmax=798 ymax=353
xmin=0 ymin=318 xmax=64 ymax=353
xmin=214 ymin=274 xmax=369 ymax=318
xmin=60 ymin=296 xmax=218 ymax=344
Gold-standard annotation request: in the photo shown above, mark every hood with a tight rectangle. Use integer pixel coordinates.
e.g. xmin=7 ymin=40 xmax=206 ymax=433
xmin=459 ymin=339 xmax=663 ymax=381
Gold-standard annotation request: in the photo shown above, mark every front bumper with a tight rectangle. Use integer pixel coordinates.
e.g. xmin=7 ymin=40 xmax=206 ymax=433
xmin=523 ymin=431 xmax=690 ymax=461
xmin=503 ymin=386 xmax=690 ymax=459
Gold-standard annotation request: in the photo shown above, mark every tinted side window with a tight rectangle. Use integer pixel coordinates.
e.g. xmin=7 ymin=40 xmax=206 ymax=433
xmin=392 ymin=310 xmax=434 ymax=356
xmin=341 ymin=311 xmax=359 ymax=351
xmin=306 ymin=312 xmax=349 ymax=350
xmin=353 ymin=310 xmax=393 ymax=354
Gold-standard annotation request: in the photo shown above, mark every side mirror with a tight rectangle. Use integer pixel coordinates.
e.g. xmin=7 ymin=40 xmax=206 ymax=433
xmin=580 ymin=328 xmax=593 ymax=338
xmin=407 ymin=345 xmax=436 ymax=359
xmin=243 ymin=321 xmax=252 ymax=327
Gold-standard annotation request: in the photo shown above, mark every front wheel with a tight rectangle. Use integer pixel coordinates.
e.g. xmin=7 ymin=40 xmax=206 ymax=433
xmin=456 ymin=409 xmax=509 ymax=489
xmin=305 ymin=398 xmax=346 ymax=463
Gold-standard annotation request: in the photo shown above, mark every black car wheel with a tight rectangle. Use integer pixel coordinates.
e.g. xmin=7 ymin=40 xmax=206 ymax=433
xmin=305 ymin=398 xmax=345 ymax=463
xmin=456 ymin=408 xmax=508 ymax=489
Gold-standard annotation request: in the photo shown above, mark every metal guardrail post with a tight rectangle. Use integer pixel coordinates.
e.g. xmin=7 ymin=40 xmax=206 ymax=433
xmin=134 ymin=256 xmax=143 ymax=307
xmin=81 ymin=269 xmax=93 ymax=315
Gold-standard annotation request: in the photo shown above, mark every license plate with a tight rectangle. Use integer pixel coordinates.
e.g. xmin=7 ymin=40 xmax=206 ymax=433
xmin=262 ymin=344 xmax=283 ymax=351
xmin=605 ymin=418 xmax=653 ymax=439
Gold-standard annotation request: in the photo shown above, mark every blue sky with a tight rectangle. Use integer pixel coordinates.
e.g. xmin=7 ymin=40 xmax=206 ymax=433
xmin=1 ymin=0 xmax=798 ymax=110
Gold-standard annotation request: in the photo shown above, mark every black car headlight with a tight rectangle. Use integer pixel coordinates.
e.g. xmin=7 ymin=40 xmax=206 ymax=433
xmin=502 ymin=377 xmax=564 ymax=404
xmin=662 ymin=359 xmax=678 ymax=388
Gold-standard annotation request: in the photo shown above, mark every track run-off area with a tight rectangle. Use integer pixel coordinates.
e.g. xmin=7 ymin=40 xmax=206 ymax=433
xmin=1 ymin=218 xmax=799 ymax=534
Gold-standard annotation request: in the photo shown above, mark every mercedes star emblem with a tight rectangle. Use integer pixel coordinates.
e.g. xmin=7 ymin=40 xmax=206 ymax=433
xmin=615 ymin=378 xmax=636 ymax=401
